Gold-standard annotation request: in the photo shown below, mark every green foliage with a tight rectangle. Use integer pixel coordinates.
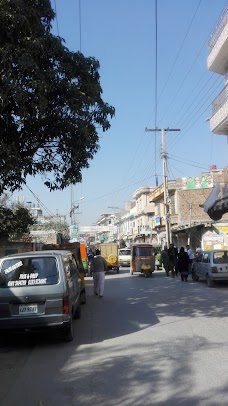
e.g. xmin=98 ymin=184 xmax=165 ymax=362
xmin=0 ymin=0 xmax=115 ymax=193
xmin=31 ymin=220 xmax=70 ymax=240
xmin=0 ymin=205 xmax=34 ymax=240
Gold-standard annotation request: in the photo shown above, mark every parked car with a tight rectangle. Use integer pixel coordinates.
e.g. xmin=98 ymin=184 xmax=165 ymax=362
xmin=118 ymin=248 xmax=131 ymax=267
xmin=0 ymin=250 xmax=81 ymax=341
xmin=192 ymin=249 xmax=228 ymax=287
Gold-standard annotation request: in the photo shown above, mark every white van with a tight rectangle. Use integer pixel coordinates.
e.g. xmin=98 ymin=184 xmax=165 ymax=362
xmin=192 ymin=249 xmax=228 ymax=287
xmin=118 ymin=248 xmax=131 ymax=267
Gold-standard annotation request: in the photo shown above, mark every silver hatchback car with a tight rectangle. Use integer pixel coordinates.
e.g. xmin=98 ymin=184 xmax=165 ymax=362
xmin=192 ymin=249 xmax=228 ymax=287
xmin=0 ymin=250 xmax=81 ymax=341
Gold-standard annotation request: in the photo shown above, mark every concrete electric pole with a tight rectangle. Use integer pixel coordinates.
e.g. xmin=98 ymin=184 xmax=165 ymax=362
xmin=145 ymin=127 xmax=180 ymax=247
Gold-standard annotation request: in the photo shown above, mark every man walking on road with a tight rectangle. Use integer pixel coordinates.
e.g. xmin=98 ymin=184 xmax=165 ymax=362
xmin=90 ymin=249 xmax=107 ymax=298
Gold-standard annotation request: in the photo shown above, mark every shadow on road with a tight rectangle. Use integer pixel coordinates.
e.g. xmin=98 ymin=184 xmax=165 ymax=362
xmin=1 ymin=269 xmax=228 ymax=406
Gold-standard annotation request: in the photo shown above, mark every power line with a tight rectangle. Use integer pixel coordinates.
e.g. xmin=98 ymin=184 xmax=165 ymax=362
xmin=148 ymin=0 xmax=203 ymax=127
xmin=168 ymin=156 xmax=209 ymax=171
xmin=25 ymin=184 xmax=59 ymax=221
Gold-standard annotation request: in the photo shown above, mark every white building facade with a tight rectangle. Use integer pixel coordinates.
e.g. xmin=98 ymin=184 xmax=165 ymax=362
xmin=208 ymin=4 xmax=228 ymax=135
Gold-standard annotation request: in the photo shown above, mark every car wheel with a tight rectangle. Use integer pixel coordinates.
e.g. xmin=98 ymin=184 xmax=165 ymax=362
xmin=192 ymin=272 xmax=199 ymax=282
xmin=74 ymin=305 xmax=81 ymax=319
xmin=63 ymin=317 xmax=74 ymax=342
xmin=206 ymin=275 xmax=215 ymax=288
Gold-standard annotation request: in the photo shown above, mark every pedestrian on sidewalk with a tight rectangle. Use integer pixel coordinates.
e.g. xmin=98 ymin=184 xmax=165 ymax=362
xmin=90 ymin=249 xmax=107 ymax=298
xmin=178 ymin=247 xmax=190 ymax=282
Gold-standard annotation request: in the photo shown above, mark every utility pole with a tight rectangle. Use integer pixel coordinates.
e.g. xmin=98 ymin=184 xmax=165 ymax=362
xmin=145 ymin=127 xmax=180 ymax=248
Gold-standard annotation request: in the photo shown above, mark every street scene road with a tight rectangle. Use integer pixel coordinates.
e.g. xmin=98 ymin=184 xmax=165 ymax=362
xmin=0 ymin=268 xmax=228 ymax=406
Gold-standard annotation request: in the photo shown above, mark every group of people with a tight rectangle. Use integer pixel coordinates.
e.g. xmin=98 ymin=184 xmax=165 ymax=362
xmin=161 ymin=244 xmax=194 ymax=282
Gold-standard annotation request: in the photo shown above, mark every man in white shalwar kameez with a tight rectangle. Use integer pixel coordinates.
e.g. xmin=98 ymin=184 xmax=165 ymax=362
xmin=91 ymin=249 xmax=107 ymax=298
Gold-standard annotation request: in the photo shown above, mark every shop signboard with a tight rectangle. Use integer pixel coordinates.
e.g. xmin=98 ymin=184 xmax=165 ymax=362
xmin=154 ymin=215 xmax=161 ymax=227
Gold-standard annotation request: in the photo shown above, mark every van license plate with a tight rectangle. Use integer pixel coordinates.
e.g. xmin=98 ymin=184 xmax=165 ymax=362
xmin=19 ymin=304 xmax=38 ymax=314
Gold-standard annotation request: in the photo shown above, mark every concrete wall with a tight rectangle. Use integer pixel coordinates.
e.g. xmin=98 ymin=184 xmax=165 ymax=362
xmin=0 ymin=241 xmax=42 ymax=258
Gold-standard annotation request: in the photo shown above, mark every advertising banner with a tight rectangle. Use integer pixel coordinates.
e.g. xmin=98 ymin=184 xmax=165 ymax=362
xmin=182 ymin=174 xmax=213 ymax=190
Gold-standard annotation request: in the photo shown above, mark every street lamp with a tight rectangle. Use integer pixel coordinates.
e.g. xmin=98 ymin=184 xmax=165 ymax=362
xmin=70 ymin=196 xmax=85 ymax=219
xmin=70 ymin=197 xmax=84 ymax=223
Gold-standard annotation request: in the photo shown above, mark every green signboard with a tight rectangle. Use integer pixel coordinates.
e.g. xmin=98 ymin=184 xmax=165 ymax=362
xmin=99 ymin=234 xmax=105 ymax=242
xmin=69 ymin=224 xmax=78 ymax=239
xmin=182 ymin=174 xmax=213 ymax=190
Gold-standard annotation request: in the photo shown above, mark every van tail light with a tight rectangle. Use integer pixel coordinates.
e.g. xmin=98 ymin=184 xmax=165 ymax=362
xmin=63 ymin=299 xmax=69 ymax=314
xmin=211 ymin=266 xmax=218 ymax=273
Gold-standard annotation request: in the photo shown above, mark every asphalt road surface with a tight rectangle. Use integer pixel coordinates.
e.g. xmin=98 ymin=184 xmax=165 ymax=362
xmin=0 ymin=268 xmax=228 ymax=406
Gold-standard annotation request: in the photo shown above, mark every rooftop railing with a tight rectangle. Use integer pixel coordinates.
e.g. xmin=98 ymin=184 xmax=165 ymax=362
xmin=211 ymin=83 xmax=228 ymax=116
xmin=208 ymin=4 xmax=228 ymax=55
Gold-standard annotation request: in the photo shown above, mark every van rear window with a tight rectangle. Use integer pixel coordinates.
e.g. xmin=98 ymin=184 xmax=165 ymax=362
xmin=213 ymin=251 xmax=228 ymax=264
xmin=119 ymin=249 xmax=131 ymax=256
xmin=0 ymin=257 xmax=59 ymax=287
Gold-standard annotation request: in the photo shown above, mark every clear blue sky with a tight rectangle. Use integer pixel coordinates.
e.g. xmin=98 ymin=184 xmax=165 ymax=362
xmin=16 ymin=0 xmax=228 ymax=226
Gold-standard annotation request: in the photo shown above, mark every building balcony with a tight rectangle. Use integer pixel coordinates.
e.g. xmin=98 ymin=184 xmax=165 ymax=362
xmin=149 ymin=181 xmax=177 ymax=203
xmin=210 ymin=84 xmax=228 ymax=134
xmin=208 ymin=4 xmax=228 ymax=74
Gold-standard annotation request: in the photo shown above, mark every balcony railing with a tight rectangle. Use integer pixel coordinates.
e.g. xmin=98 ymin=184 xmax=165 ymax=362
xmin=211 ymin=83 xmax=228 ymax=116
xmin=208 ymin=4 xmax=228 ymax=55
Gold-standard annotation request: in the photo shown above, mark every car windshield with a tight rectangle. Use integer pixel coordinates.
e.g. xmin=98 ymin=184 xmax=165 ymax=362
xmin=136 ymin=247 xmax=153 ymax=256
xmin=119 ymin=249 xmax=131 ymax=256
xmin=0 ymin=256 xmax=59 ymax=288
xmin=213 ymin=251 xmax=228 ymax=264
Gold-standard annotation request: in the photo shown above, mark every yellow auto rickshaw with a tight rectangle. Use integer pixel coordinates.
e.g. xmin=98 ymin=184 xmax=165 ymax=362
xmin=130 ymin=243 xmax=155 ymax=278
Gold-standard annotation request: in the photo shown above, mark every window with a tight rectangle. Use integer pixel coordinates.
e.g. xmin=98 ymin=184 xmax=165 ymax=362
xmin=202 ymin=254 xmax=209 ymax=263
xmin=119 ymin=249 xmax=131 ymax=256
xmin=136 ymin=247 xmax=153 ymax=256
xmin=0 ymin=256 xmax=59 ymax=287
xmin=213 ymin=251 xmax=228 ymax=264
xmin=196 ymin=254 xmax=203 ymax=262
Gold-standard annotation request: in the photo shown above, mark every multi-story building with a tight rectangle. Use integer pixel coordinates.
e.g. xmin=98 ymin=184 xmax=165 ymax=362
xmin=149 ymin=180 xmax=178 ymax=246
xmin=149 ymin=168 xmax=228 ymax=250
xmin=131 ymin=187 xmax=156 ymax=243
xmin=28 ymin=203 xmax=66 ymax=225
xmin=94 ymin=188 xmax=155 ymax=246
xmin=208 ymin=4 xmax=228 ymax=134
xmin=95 ymin=213 xmax=118 ymax=243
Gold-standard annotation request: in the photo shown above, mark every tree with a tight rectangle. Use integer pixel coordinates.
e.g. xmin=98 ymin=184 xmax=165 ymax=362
xmin=0 ymin=205 xmax=34 ymax=240
xmin=31 ymin=220 xmax=70 ymax=241
xmin=0 ymin=0 xmax=115 ymax=193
